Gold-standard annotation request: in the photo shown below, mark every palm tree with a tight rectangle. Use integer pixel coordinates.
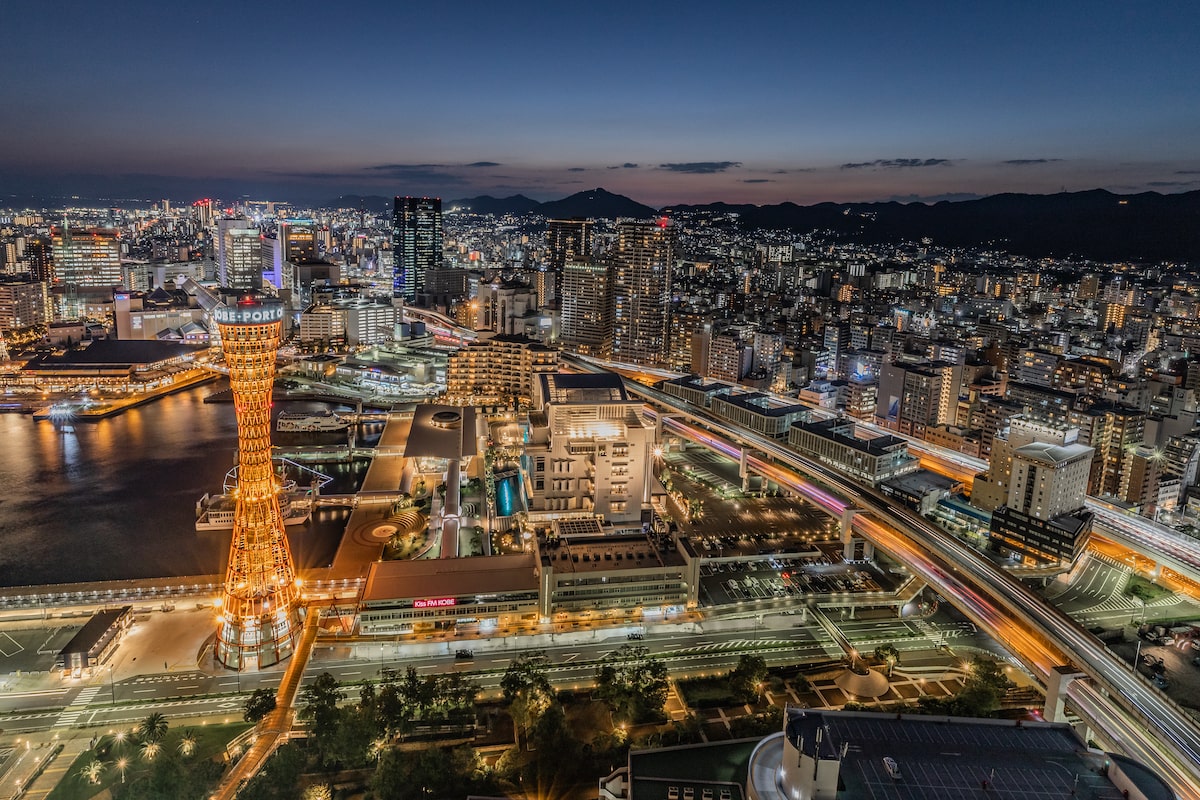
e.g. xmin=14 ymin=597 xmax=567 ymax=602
xmin=136 ymin=712 xmax=168 ymax=743
xmin=80 ymin=759 xmax=104 ymax=785
xmin=178 ymin=730 xmax=197 ymax=757
xmin=140 ymin=741 xmax=161 ymax=761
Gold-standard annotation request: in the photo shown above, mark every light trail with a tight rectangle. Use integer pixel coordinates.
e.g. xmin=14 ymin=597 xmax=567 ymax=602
xmin=569 ymin=355 xmax=1200 ymax=799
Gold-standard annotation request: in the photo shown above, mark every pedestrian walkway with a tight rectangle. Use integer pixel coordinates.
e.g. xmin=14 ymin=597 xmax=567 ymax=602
xmin=211 ymin=608 xmax=321 ymax=800
xmin=52 ymin=685 xmax=102 ymax=727
xmin=16 ymin=735 xmax=89 ymax=800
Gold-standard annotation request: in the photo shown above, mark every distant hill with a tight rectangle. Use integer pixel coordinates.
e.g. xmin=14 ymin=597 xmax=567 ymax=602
xmin=665 ymin=189 xmax=1200 ymax=262
xmin=323 ymin=194 xmax=393 ymax=214
xmin=447 ymin=194 xmax=539 ymax=215
xmin=447 ymin=188 xmax=657 ymax=219
xmin=534 ymin=188 xmax=657 ymax=220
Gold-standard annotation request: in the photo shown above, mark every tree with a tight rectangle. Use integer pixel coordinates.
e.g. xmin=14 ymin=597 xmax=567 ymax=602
xmin=729 ymin=654 xmax=768 ymax=702
xmin=177 ymin=730 xmax=197 ymax=757
xmin=500 ymin=652 xmax=554 ymax=742
xmin=299 ymin=672 xmax=345 ymax=765
xmin=372 ymin=746 xmax=486 ymax=800
xmin=875 ymin=644 xmax=902 ymax=677
xmin=136 ymin=712 xmax=168 ymax=743
xmin=243 ymin=687 xmax=278 ymax=723
xmin=80 ymin=759 xmax=104 ymax=785
xmin=594 ymin=645 xmax=669 ymax=724
xmin=235 ymin=743 xmax=305 ymax=800
xmin=324 ymin=705 xmax=376 ymax=768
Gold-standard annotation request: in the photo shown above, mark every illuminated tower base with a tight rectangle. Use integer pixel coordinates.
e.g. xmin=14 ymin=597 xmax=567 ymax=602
xmin=213 ymin=296 xmax=302 ymax=670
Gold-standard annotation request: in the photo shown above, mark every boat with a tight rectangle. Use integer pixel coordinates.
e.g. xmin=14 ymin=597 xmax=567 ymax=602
xmin=195 ymin=490 xmax=312 ymax=531
xmin=277 ymin=411 xmax=351 ymax=432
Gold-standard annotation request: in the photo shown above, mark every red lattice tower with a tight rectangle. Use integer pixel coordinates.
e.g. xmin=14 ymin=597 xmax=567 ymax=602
xmin=213 ymin=296 xmax=301 ymax=669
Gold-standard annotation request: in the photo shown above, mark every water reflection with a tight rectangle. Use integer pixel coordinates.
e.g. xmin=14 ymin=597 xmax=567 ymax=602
xmin=0 ymin=385 xmax=361 ymax=587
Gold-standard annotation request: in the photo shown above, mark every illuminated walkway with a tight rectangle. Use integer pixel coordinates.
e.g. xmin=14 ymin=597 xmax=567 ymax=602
xmin=211 ymin=608 xmax=320 ymax=800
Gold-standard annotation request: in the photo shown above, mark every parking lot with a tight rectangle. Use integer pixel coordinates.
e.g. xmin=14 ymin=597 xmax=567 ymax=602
xmin=698 ymin=551 xmax=891 ymax=607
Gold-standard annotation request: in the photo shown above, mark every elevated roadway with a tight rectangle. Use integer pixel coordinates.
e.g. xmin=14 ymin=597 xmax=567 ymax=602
xmin=564 ymin=355 xmax=1200 ymax=799
xmin=576 ymin=354 xmax=1200 ymax=588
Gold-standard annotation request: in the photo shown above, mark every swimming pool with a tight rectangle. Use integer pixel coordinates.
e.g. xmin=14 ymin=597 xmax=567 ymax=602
xmin=495 ymin=473 xmax=523 ymax=517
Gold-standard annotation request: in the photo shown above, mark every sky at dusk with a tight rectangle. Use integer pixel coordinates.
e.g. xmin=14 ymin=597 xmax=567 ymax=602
xmin=4 ymin=0 xmax=1199 ymax=207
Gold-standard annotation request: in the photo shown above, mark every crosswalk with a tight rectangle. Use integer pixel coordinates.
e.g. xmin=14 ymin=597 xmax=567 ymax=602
xmin=53 ymin=684 xmax=102 ymax=727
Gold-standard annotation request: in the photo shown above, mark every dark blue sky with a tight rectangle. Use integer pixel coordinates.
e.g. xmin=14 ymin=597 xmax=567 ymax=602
xmin=4 ymin=0 xmax=1198 ymax=206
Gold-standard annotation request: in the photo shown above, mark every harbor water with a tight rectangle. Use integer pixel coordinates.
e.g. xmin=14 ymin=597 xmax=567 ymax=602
xmin=0 ymin=384 xmax=368 ymax=587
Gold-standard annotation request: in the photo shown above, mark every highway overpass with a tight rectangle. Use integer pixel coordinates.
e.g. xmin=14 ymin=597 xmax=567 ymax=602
xmin=564 ymin=355 xmax=1200 ymax=800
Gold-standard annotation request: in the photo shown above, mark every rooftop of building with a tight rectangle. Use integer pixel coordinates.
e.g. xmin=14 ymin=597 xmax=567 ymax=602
xmin=713 ymin=391 xmax=808 ymax=417
xmin=361 ymin=553 xmax=538 ymax=603
xmin=540 ymin=531 xmax=686 ymax=572
xmin=792 ymin=417 xmax=908 ymax=455
xmin=756 ymin=709 xmax=1172 ymax=800
xmin=539 ymin=372 xmax=631 ymax=405
xmin=22 ymin=339 xmax=198 ymax=370
xmin=625 ymin=738 xmax=758 ymax=800
xmin=404 ymin=403 xmax=478 ymax=461
xmin=466 ymin=333 xmax=554 ymax=350
xmin=881 ymin=469 xmax=958 ymax=496
xmin=659 ymin=374 xmax=726 ymax=394
xmin=1012 ymin=440 xmax=1094 ymax=465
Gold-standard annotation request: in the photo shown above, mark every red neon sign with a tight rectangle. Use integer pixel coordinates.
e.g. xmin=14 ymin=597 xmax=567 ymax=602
xmin=414 ymin=597 xmax=456 ymax=609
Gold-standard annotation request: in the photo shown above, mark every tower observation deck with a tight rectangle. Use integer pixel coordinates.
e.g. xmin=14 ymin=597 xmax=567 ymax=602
xmin=213 ymin=295 xmax=301 ymax=669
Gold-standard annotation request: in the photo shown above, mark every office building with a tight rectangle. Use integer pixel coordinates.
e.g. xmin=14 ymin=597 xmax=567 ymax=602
xmin=788 ymin=417 xmax=919 ymax=485
xmin=392 ymin=196 xmax=443 ymax=302
xmin=876 ymin=358 xmax=962 ymax=439
xmin=217 ymin=218 xmax=261 ymax=289
xmin=24 ymin=238 xmax=53 ymax=283
xmin=985 ymin=423 xmax=1094 ymax=564
xmin=278 ymin=219 xmax=318 ymax=263
xmin=609 ymin=220 xmax=676 ymax=366
xmin=546 ymin=218 xmax=592 ymax=303
xmin=51 ymin=227 xmax=122 ymax=288
xmin=560 ymin=261 xmax=610 ymax=356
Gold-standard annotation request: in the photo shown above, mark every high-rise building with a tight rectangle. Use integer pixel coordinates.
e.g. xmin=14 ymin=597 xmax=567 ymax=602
xmin=875 ymin=358 xmax=962 ymax=439
xmin=213 ymin=296 xmax=301 ymax=669
xmin=392 ymin=197 xmax=443 ymax=302
xmin=0 ymin=276 xmax=50 ymax=338
xmin=279 ymin=219 xmax=318 ymax=263
xmin=546 ymin=218 xmax=592 ymax=302
xmin=24 ymin=238 xmax=53 ymax=283
xmin=988 ymin=436 xmax=1094 ymax=565
xmin=609 ymin=220 xmax=676 ymax=367
xmin=218 ymin=219 xmax=261 ymax=289
xmin=560 ymin=261 xmax=610 ymax=356
xmin=51 ymin=227 xmax=122 ymax=288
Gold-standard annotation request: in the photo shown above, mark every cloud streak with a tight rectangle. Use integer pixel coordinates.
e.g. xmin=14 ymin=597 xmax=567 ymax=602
xmin=841 ymin=158 xmax=953 ymax=170
xmin=658 ymin=161 xmax=742 ymax=174
xmin=1002 ymin=158 xmax=1063 ymax=165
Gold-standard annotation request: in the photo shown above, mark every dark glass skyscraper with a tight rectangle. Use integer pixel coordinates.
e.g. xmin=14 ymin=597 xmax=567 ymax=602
xmin=546 ymin=217 xmax=592 ymax=303
xmin=392 ymin=196 xmax=443 ymax=302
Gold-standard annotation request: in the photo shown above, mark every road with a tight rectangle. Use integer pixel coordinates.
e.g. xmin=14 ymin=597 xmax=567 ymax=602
xmin=0 ymin=613 xmax=978 ymax=736
xmin=592 ymin=360 xmax=1200 ymax=800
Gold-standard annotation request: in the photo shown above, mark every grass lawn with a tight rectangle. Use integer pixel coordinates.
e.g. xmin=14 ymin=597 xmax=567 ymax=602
xmin=47 ymin=722 xmax=252 ymax=800
xmin=675 ymin=676 xmax=745 ymax=708
xmin=1125 ymin=575 xmax=1173 ymax=604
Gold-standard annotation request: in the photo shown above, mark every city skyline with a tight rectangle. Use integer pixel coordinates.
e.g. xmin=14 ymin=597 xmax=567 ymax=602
xmin=5 ymin=1 xmax=1198 ymax=206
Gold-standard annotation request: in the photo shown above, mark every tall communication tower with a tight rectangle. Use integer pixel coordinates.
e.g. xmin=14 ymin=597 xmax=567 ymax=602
xmin=213 ymin=295 xmax=301 ymax=669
